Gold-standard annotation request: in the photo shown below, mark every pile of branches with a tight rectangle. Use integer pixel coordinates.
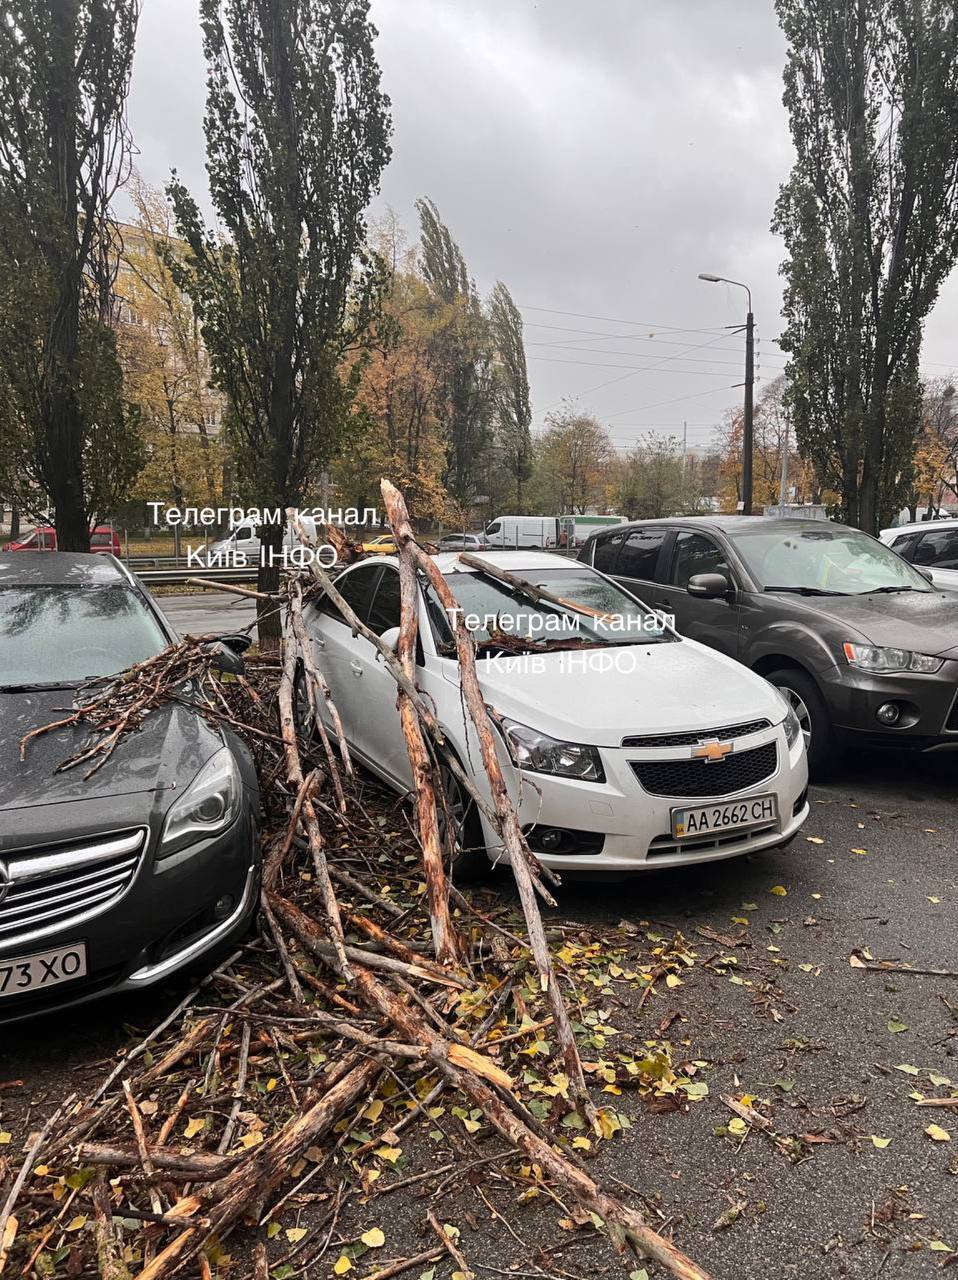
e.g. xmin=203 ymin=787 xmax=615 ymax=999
xmin=0 ymin=482 xmax=710 ymax=1280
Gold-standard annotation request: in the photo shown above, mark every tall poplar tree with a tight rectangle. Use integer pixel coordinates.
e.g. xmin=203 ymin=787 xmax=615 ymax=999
xmin=774 ymin=0 xmax=958 ymax=532
xmin=489 ymin=282 xmax=533 ymax=507
xmin=169 ymin=0 xmax=391 ymax=643
xmin=0 ymin=0 xmax=142 ymax=548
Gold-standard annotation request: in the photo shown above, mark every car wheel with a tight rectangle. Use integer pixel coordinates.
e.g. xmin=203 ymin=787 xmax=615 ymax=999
xmin=293 ymin=664 xmax=319 ymax=744
xmin=438 ymin=758 xmax=489 ymax=882
xmin=767 ymin=666 xmax=841 ymax=780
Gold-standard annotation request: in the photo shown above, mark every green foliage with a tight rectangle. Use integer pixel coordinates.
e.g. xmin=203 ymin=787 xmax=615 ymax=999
xmin=489 ymin=282 xmax=533 ymax=506
xmin=168 ymin=0 xmax=392 ymax=565
xmin=614 ymin=436 xmax=708 ymax=520
xmin=0 ymin=0 xmax=142 ymax=544
xmin=774 ymin=0 xmax=958 ymax=532
xmin=415 ymin=198 xmax=495 ymax=506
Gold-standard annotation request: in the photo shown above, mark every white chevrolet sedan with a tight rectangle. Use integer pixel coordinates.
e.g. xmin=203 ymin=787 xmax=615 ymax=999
xmin=295 ymin=552 xmax=809 ymax=875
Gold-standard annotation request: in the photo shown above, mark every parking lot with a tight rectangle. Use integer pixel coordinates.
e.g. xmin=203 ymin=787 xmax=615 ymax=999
xmin=2 ymin=744 xmax=955 ymax=1277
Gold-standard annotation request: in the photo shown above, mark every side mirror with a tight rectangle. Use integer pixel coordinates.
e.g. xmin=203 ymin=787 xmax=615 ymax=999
xmin=378 ymin=626 xmax=401 ymax=654
xmin=218 ymin=633 xmax=253 ymax=654
xmin=204 ymin=638 xmax=247 ymax=675
xmin=687 ymin=572 xmax=731 ymax=599
xmin=915 ymin=566 xmax=934 ymax=583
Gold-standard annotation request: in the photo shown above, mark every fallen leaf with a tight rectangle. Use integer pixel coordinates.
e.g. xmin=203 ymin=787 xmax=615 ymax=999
xmin=183 ymin=1117 xmax=206 ymax=1139
xmin=869 ymin=1135 xmax=891 ymax=1148
xmin=887 ymin=1020 xmax=908 ymax=1034
xmin=333 ymin=1256 xmax=353 ymax=1275
xmin=926 ymin=1124 xmax=951 ymax=1142
xmin=361 ymin=1228 xmax=385 ymax=1248
xmin=769 ymin=885 xmax=788 ymax=896
xmin=805 ymin=837 xmax=825 ymax=845
xmin=285 ymin=1227 xmax=306 ymax=1244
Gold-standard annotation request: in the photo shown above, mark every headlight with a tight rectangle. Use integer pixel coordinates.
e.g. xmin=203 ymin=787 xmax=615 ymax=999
xmin=843 ymin=642 xmax=944 ymax=675
xmin=159 ymin=748 xmax=242 ymax=857
xmin=500 ymin=717 xmax=605 ymax=782
xmin=783 ymin=704 xmax=802 ymax=749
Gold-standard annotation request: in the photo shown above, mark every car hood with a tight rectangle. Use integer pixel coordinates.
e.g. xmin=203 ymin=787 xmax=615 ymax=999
xmin=781 ymin=589 xmax=958 ymax=655
xmin=455 ymin=639 xmax=784 ymax=748
xmin=0 ymin=687 xmax=226 ymax=815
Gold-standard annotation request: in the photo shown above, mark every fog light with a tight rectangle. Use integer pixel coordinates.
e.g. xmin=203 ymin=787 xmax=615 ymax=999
xmin=876 ymin=702 xmax=901 ymax=726
xmin=214 ymin=895 xmax=234 ymax=920
xmin=538 ymin=828 xmax=564 ymax=851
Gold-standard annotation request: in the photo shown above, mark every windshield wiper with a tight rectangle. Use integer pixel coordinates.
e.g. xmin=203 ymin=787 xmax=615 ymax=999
xmin=763 ymin=585 xmax=850 ymax=596
xmin=861 ymin=585 xmax=921 ymax=594
xmin=0 ymin=681 xmax=77 ymax=693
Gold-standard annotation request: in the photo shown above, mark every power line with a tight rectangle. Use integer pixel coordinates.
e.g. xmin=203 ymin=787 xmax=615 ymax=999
xmin=519 ymin=303 xmax=733 ymax=336
xmin=527 ymin=343 xmax=777 ymax=371
xmin=530 ymin=354 xmax=748 ymax=377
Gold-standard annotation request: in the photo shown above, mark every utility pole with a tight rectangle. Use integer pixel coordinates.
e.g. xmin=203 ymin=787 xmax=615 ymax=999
xmin=682 ymin=421 xmax=688 ymax=473
xmin=698 ymin=272 xmax=754 ymax=514
xmin=743 ymin=309 xmax=754 ymax=515
xmin=778 ymin=413 xmax=789 ymax=509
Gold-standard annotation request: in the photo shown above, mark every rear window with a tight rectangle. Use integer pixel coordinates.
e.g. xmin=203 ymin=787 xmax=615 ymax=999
xmin=617 ymin=529 xmax=667 ymax=580
xmin=0 ymin=585 xmax=168 ymax=686
xmin=90 ymin=531 xmax=114 ymax=547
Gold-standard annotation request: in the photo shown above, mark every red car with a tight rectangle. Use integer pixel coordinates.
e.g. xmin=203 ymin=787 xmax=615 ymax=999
xmin=4 ymin=525 xmax=121 ymax=555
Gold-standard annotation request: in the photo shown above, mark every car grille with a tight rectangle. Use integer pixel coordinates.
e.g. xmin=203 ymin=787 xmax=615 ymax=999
xmin=0 ymin=829 xmax=145 ymax=948
xmin=647 ymin=821 xmax=779 ymax=859
xmin=630 ymin=742 xmax=778 ymax=798
xmin=622 ymin=719 xmax=771 ymax=748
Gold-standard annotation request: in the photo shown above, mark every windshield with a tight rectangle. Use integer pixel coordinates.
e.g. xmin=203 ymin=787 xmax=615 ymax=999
xmin=0 ymin=585 xmax=168 ymax=687
xmin=427 ymin=566 xmax=674 ymax=650
xmin=730 ymin=525 xmax=933 ymax=595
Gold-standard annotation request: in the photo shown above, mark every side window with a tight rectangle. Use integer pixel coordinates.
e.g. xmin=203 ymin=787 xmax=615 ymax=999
xmin=485 ymin=521 xmax=501 ymax=535
xmin=39 ymin=531 xmax=55 ymax=550
xmin=592 ymin=529 xmax=627 ymax=573
xmin=320 ymin=565 xmax=380 ymax=626
xmin=890 ymin=531 xmax=921 ymax=560
xmin=916 ymin=528 xmax=958 ymax=569
xmin=669 ymin=532 xmax=729 ymax=589
xmin=234 ymin=526 xmax=254 ymax=541
xmin=366 ymin=567 xmax=402 ymax=635
xmin=617 ymin=529 xmax=666 ymax=581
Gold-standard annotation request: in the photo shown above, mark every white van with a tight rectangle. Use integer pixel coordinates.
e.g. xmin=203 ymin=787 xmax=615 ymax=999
xmin=204 ymin=515 xmax=319 ymax=563
xmin=483 ymin=514 xmax=625 ymax=549
xmin=483 ymin=516 xmax=561 ymax=548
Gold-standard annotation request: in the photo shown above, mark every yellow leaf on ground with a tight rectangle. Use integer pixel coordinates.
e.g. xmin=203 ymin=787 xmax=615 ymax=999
xmin=374 ymin=1146 xmax=401 ymax=1163
xmin=285 ymin=1227 xmax=306 ymax=1244
xmin=333 ymin=1255 xmax=352 ymax=1275
xmin=926 ymin=1124 xmax=952 ymax=1142
xmin=183 ymin=1118 xmax=205 ymax=1139
xmin=665 ymin=974 xmax=683 ymax=989
xmin=361 ymin=1228 xmax=385 ymax=1248
xmin=769 ymin=885 xmax=788 ymax=896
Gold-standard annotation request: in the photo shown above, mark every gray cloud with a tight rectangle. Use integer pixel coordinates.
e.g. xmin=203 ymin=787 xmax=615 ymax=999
xmin=128 ymin=0 xmax=958 ymax=454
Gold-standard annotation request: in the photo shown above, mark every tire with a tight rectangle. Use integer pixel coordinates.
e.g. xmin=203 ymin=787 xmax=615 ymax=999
xmin=767 ymin=665 xmax=841 ymax=780
xmin=438 ymin=758 xmax=489 ymax=882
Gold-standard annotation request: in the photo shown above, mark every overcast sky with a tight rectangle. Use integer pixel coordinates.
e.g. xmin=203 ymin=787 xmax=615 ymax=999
xmin=128 ymin=0 xmax=958 ymax=456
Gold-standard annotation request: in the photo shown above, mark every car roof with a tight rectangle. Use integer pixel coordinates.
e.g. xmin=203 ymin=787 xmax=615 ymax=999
xmin=587 ymin=515 xmax=855 ymax=538
xmin=882 ymin=517 xmax=958 ymax=535
xmin=0 ymin=551 xmax=129 ymax=586
xmin=362 ymin=550 xmax=577 ymax=573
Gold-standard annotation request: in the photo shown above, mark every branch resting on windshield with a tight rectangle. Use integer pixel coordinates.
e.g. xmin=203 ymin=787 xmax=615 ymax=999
xmin=457 ymin=551 xmax=618 ymax=625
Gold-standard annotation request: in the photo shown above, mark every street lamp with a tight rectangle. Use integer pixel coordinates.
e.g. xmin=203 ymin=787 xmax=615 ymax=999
xmin=698 ymin=272 xmax=755 ymax=515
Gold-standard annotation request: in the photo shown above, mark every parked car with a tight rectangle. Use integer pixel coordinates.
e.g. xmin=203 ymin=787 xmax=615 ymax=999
xmin=362 ymin=533 xmax=398 ymax=555
xmin=880 ymin=517 xmax=958 ymax=591
xmin=437 ymin=532 xmax=488 ymax=552
xmin=293 ymin=551 xmax=808 ymax=876
xmin=0 ymin=552 xmax=260 ymax=1022
xmin=4 ymin=525 xmax=121 ymax=555
xmin=579 ymin=516 xmax=958 ymax=776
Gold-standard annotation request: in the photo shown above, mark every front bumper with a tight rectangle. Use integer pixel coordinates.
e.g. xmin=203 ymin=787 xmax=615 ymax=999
xmin=485 ymin=723 xmax=809 ymax=873
xmin=0 ymin=808 xmax=260 ymax=1024
xmin=820 ymin=659 xmax=958 ymax=749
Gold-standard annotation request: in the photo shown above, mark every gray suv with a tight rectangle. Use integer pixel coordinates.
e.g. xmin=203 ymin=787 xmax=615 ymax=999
xmin=579 ymin=516 xmax=958 ymax=776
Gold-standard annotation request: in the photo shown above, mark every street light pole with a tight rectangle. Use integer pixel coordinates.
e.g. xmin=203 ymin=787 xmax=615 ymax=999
xmin=698 ymin=273 xmax=754 ymax=515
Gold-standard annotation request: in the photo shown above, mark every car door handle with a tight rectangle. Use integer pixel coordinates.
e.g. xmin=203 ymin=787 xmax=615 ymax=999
xmin=350 ymin=660 xmax=363 ymax=677
xmin=314 ymin=635 xmax=326 ymax=649
xmin=654 ymin=600 xmax=672 ymax=611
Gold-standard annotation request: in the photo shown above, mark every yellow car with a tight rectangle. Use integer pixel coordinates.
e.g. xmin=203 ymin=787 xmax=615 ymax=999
xmin=362 ymin=533 xmax=397 ymax=555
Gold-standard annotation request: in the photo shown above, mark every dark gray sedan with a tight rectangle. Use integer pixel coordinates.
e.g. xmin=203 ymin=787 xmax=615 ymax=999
xmin=0 ymin=553 xmax=260 ymax=1021
xmin=579 ymin=516 xmax=958 ymax=776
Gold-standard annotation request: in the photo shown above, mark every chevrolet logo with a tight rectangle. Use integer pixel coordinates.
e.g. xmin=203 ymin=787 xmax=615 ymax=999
xmin=691 ymin=739 xmax=733 ymax=763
